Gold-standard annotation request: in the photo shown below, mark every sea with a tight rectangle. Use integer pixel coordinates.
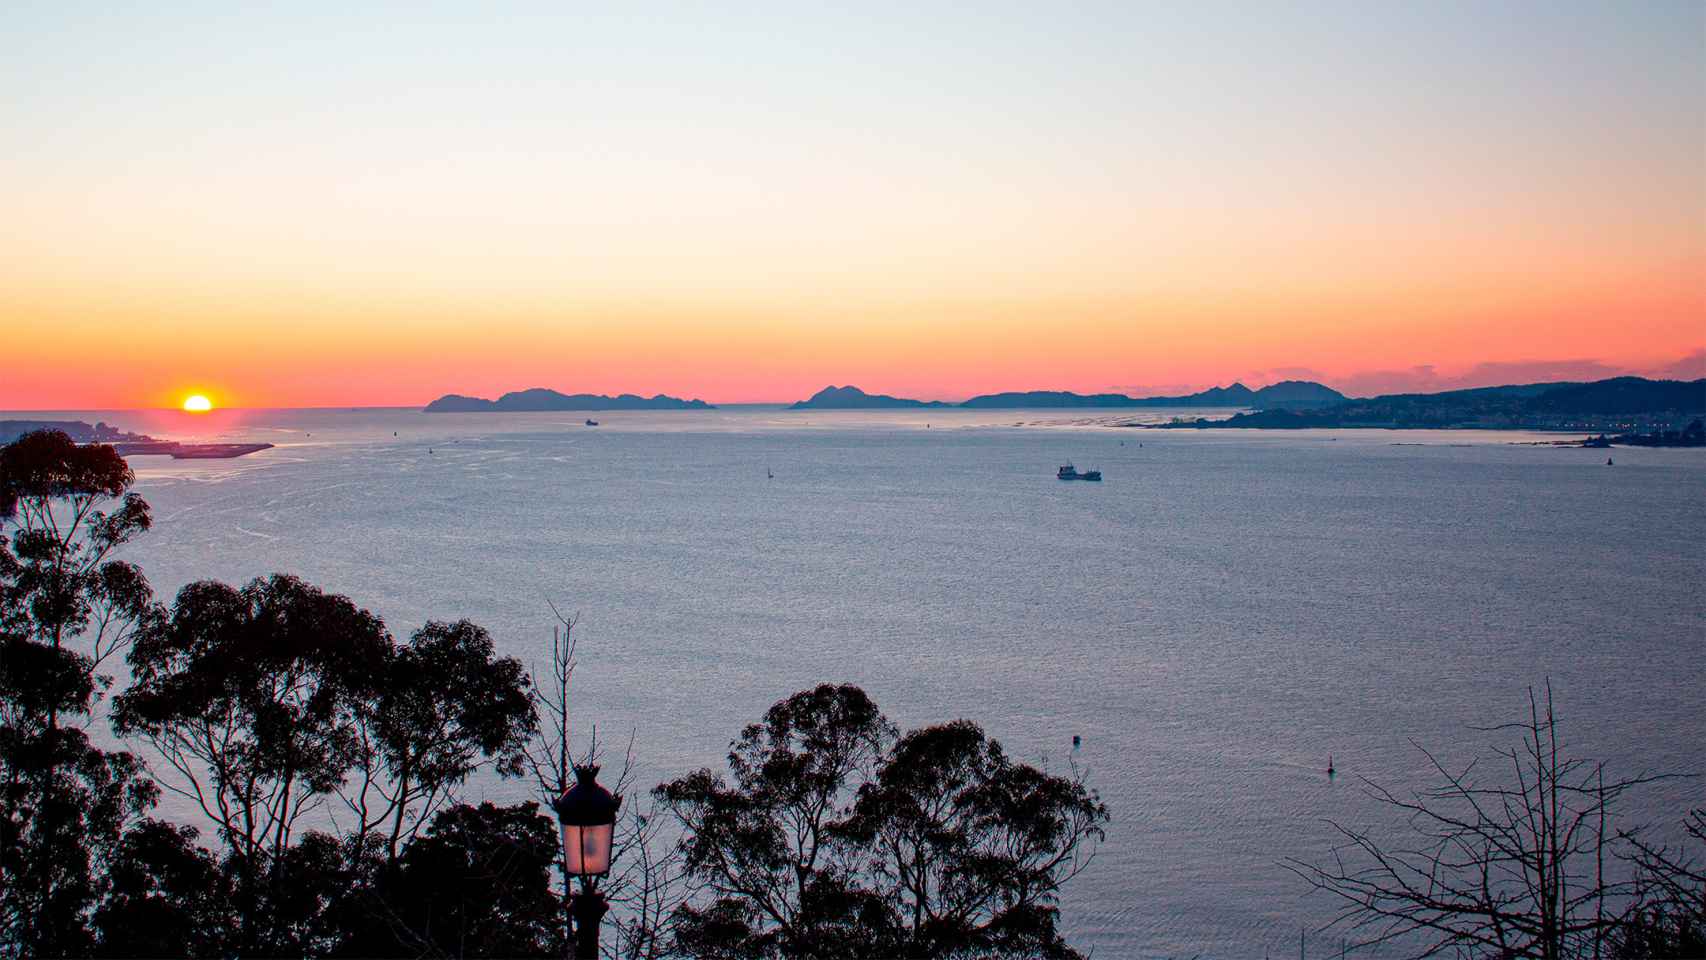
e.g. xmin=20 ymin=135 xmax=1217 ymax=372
xmin=9 ymin=405 xmax=1704 ymax=958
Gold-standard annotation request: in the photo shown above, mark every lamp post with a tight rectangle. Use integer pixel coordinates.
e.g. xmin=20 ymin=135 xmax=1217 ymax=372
xmin=553 ymin=764 xmax=622 ymax=960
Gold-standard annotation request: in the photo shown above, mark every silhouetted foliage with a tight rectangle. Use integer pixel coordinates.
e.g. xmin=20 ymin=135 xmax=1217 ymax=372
xmin=337 ymin=801 xmax=564 ymax=958
xmin=1609 ymin=807 xmax=1706 ymax=958
xmin=346 ymin=619 xmax=537 ymax=863
xmin=113 ymin=575 xmax=540 ymax=954
xmin=657 ymin=685 xmax=1107 ymax=959
xmin=92 ymin=820 xmax=231 ymax=957
xmin=0 ymin=430 xmax=159 ymax=958
xmin=840 ymin=720 xmax=1108 ymax=959
xmin=113 ymin=574 xmax=391 ymax=950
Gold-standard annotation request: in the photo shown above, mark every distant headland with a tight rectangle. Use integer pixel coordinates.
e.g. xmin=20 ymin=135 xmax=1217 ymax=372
xmin=425 ymin=389 xmax=714 ymax=412
xmin=788 ymin=380 xmax=1346 ymax=411
xmin=1154 ymin=376 xmax=1706 ymax=434
xmin=0 ymin=420 xmax=273 ymax=459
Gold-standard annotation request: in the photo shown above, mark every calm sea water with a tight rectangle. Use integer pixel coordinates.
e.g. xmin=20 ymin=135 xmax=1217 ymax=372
xmin=13 ymin=405 xmax=1705 ymax=957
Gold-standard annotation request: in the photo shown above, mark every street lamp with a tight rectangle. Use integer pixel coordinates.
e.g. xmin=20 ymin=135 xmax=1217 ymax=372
xmin=553 ymin=764 xmax=622 ymax=959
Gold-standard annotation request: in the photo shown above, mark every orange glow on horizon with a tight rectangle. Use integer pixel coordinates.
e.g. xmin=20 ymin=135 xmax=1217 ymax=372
xmin=2 ymin=4 xmax=1699 ymax=411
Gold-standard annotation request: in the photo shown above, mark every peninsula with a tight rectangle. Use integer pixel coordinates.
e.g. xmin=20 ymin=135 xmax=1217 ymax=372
xmin=1154 ymin=377 xmax=1706 ymax=433
xmin=424 ymin=389 xmax=715 ymax=412
xmin=957 ymin=380 xmax=1345 ymax=410
xmin=0 ymin=421 xmax=273 ymax=459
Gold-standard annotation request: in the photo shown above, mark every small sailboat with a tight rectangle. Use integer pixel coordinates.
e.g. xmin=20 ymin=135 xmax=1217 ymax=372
xmin=767 ymin=467 xmax=774 ymax=479
xmin=1327 ymin=755 xmax=1335 ymax=777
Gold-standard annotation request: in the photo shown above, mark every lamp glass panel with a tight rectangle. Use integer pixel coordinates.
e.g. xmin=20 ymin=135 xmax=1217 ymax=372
xmin=579 ymin=822 xmax=613 ymax=875
xmin=562 ymin=824 xmax=587 ymax=874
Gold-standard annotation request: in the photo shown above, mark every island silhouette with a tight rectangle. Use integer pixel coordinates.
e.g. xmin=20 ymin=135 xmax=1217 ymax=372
xmin=424 ymin=388 xmax=714 ymax=412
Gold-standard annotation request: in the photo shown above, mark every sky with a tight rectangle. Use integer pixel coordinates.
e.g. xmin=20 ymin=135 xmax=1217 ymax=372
xmin=2 ymin=1 xmax=1701 ymax=408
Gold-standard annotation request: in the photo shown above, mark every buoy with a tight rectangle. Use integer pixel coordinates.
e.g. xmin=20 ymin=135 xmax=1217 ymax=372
xmin=1072 ymin=735 xmax=1082 ymax=748
xmin=1327 ymin=755 xmax=1335 ymax=777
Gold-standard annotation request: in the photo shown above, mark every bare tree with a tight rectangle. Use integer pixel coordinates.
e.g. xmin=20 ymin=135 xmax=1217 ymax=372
xmin=1613 ymin=808 xmax=1706 ymax=957
xmin=1285 ymin=683 xmax=1678 ymax=960
xmin=522 ymin=605 xmax=686 ymax=958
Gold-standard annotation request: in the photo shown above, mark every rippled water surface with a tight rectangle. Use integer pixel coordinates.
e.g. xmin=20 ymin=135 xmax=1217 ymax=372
xmin=16 ymin=405 xmax=1705 ymax=957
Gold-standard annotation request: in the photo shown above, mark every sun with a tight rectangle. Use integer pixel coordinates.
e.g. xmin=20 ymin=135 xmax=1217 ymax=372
xmin=182 ymin=394 xmax=213 ymax=413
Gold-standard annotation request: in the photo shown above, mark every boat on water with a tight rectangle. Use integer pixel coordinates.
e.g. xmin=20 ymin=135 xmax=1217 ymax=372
xmin=585 ymin=419 xmax=599 ymax=426
xmin=1057 ymin=463 xmax=1102 ymax=481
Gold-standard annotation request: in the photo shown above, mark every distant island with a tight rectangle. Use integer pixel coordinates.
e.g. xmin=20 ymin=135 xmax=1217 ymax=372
xmin=790 ymin=386 xmax=952 ymax=410
xmin=788 ymin=380 xmax=1345 ymax=411
xmin=1155 ymin=376 xmax=1706 ymax=434
xmin=0 ymin=420 xmax=273 ymax=459
xmin=425 ymin=388 xmax=715 ymax=412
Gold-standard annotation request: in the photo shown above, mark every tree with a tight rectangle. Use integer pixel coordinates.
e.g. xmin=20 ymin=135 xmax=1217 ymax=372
xmin=659 ymin=684 xmax=896 ymax=959
xmin=343 ymin=619 xmax=536 ymax=864
xmin=113 ymin=574 xmax=392 ymax=952
xmin=1611 ymin=808 xmax=1706 ymax=958
xmin=839 ymin=721 xmax=1108 ymax=959
xmin=656 ymin=685 xmax=1108 ymax=959
xmin=114 ymin=574 xmax=541 ymax=954
xmin=91 ymin=821 xmax=232 ymax=958
xmin=521 ymin=607 xmax=688 ymax=959
xmin=1286 ymin=684 xmax=1675 ymax=959
xmin=334 ymin=801 xmax=565 ymax=958
xmin=0 ymin=430 xmax=159 ymax=957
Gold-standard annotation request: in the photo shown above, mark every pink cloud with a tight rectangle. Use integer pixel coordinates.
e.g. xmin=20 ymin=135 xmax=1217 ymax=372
xmin=1325 ymin=355 xmax=1697 ymax=398
xmin=1645 ymin=347 xmax=1706 ymax=380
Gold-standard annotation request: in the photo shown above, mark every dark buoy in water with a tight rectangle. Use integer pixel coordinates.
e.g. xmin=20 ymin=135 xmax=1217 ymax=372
xmin=1327 ymin=755 xmax=1335 ymax=777
xmin=1606 ymin=457 xmax=1614 ymax=465
xmin=1072 ymin=735 xmax=1082 ymax=748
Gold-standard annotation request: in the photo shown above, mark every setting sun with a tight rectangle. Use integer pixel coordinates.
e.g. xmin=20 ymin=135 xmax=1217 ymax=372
xmin=182 ymin=394 xmax=213 ymax=413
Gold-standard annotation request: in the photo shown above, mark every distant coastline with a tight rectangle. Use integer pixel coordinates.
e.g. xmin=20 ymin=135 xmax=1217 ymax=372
xmin=419 ymin=376 xmax=1706 ymax=433
xmin=787 ymin=380 xmax=1347 ymax=411
xmin=1150 ymin=377 xmax=1706 ymax=434
xmin=0 ymin=420 xmax=274 ymax=459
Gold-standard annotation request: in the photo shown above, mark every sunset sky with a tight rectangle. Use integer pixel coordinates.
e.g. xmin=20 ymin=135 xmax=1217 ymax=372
xmin=3 ymin=2 xmax=1702 ymax=409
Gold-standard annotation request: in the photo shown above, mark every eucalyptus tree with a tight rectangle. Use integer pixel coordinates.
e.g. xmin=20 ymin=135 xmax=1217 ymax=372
xmin=113 ymin=574 xmax=539 ymax=952
xmin=0 ymin=429 xmax=159 ymax=957
xmin=344 ymin=618 xmax=537 ymax=864
xmin=332 ymin=801 xmax=565 ymax=958
xmin=113 ymin=574 xmax=389 ymax=951
xmin=656 ymin=684 xmax=1108 ymax=959
xmin=839 ymin=721 xmax=1109 ymax=959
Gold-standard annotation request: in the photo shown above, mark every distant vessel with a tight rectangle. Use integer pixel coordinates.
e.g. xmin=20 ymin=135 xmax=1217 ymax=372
xmin=1057 ymin=464 xmax=1102 ymax=481
xmin=585 ymin=419 xmax=599 ymax=426
xmin=767 ymin=467 xmax=774 ymax=479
